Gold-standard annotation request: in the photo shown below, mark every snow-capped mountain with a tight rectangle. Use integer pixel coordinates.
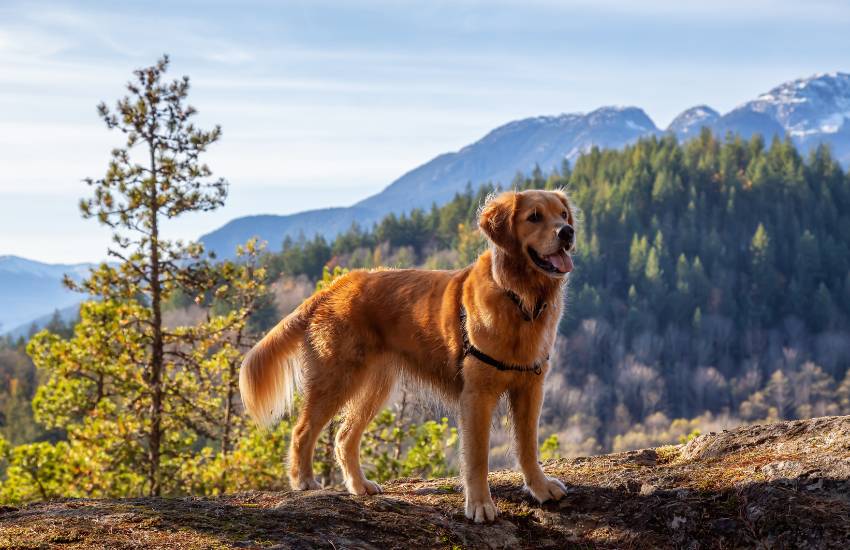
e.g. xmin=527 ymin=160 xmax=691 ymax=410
xmin=671 ymin=73 xmax=850 ymax=160
xmin=353 ymin=106 xmax=658 ymax=216
xmin=203 ymin=106 xmax=660 ymax=257
xmin=202 ymin=73 xmax=850 ymax=258
xmin=667 ymin=106 xmax=720 ymax=139
xmin=746 ymin=72 xmax=850 ymax=138
xmin=733 ymin=72 xmax=850 ymax=162
xmin=667 ymin=73 xmax=850 ymax=149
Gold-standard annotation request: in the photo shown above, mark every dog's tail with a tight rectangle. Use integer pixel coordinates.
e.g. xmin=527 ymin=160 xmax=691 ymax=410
xmin=239 ymin=294 xmax=320 ymax=427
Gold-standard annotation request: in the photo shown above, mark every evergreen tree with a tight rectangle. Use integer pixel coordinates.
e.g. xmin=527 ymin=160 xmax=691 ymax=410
xmin=44 ymin=55 xmax=227 ymax=496
xmin=748 ymin=223 xmax=775 ymax=325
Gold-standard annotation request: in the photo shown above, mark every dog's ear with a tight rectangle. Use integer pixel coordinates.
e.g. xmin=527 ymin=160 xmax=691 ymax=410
xmin=552 ymin=189 xmax=575 ymax=226
xmin=479 ymin=192 xmax=518 ymax=249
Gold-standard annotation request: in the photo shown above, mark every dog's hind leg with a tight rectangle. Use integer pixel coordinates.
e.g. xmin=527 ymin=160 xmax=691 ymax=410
xmin=288 ymin=355 xmax=366 ymax=491
xmin=335 ymin=368 xmax=395 ymax=495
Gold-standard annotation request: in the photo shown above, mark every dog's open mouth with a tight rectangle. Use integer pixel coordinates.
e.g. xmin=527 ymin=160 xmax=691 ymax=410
xmin=528 ymin=247 xmax=573 ymax=274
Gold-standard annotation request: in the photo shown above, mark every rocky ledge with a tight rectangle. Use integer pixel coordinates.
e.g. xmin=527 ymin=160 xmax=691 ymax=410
xmin=2 ymin=415 xmax=850 ymax=549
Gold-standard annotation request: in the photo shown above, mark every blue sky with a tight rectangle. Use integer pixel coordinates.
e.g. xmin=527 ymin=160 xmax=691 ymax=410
xmin=2 ymin=0 xmax=849 ymax=263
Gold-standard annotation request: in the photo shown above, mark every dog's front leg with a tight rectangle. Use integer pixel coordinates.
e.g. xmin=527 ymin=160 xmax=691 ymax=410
xmin=509 ymin=382 xmax=567 ymax=504
xmin=459 ymin=387 xmax=499 ymax=523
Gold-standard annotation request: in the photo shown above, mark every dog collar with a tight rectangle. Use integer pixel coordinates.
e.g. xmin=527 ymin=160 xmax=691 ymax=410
xmin=504 ymin=289 xmax=547 ymax=322
xmin=458 ymin=305 xmax=546 ymax=375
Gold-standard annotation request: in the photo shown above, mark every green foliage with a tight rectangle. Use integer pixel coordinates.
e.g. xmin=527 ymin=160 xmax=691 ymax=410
xmin=306 ymin=359 xmax=458 ymax=486
xmin=316 ymin=265 xmax=350 ymax=291
xmin=177 ymin=420 xmax=294 ymax=496
xmin=271 ymin=235 xmax=332 ymax=280
xmin=0 ymin=441 xmax=73 ymax=504
xmin=679 ymin=429 xmax=701 ymax=444
xmin=0 ymin=342 xmax=43 ymax=446
xmin=456 ymin=222 xmax=486 ymax=266
xmin=361 ymin=409 xmax=458 ymax=482
xmin=64 ymin=55 xmax=237 ymax=497
xmin=540 ymin=434 xmax=561 ymax=461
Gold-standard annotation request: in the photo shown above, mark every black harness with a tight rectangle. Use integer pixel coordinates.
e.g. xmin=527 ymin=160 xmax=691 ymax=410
xmin=458 ymin=291 xmax=549 ymax=375
xmin=504 ymin=289 xmax=547 ymax=322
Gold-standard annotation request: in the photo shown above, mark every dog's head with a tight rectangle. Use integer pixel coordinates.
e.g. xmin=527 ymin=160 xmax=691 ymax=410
xmin=479 ymin=189 xmax=576 ymax=277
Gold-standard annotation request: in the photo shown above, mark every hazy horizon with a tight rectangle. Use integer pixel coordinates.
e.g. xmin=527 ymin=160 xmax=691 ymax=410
xmin=2 ymin=0 xmax=849 ymax=263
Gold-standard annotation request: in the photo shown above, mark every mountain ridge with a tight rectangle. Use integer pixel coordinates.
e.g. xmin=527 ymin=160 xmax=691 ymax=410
xmin=200 ymin=71 xmax=850 ymax=259
xmin=0 ymin=256 xmax=91 ymax=335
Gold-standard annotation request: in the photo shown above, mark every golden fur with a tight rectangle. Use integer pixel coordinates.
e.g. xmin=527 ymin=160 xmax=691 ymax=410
xmin=240 ymin=189 xmax=576 ymax=522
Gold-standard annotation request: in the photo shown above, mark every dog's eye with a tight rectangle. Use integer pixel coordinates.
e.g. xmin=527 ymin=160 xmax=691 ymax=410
xmin=527 ymin=212 xmax=542 ymax=223
xmin=561 ymin=211 xmax=568 ymax=220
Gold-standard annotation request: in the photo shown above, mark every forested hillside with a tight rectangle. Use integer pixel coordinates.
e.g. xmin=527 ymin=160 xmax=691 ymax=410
xmin=260 ymin=129 xmax=850 ymax=454
xmin=3 ymin=129 xmax=850 ymax=502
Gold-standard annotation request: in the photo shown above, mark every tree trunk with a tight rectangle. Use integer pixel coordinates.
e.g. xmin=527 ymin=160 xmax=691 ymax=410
xmin=148 ymin=137 xmax=164 ymax=498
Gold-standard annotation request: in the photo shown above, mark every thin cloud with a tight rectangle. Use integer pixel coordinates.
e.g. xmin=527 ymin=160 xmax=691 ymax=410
xmin=0 ymin=27 xmax=72 ymax=57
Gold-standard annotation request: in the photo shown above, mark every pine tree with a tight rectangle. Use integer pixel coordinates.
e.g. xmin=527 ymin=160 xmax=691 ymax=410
xmin=748 ymin=223 xmax=775 ymax=324
xmin=628 ymin=234 xmax=648 ymax=281
xmin=49 ymin=55 xmax=227 ymax=496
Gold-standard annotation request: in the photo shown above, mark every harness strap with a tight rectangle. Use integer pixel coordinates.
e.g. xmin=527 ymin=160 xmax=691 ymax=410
xmin=459 ymin=305 xmax=546 ymax=375
xmin=505 ymin=289 xmax=548 ymax=322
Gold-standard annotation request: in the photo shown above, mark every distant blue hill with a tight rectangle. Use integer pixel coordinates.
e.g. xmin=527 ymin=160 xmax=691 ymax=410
xmin=204 ymin=206 xmax=380 ymax=261
xmin=4 ymin=303 xmax=80 ymax=341
xmin=200 ymin=72 xmax=850 ymax=259
xmin=0 ymin=255 xmax=90 ymax=335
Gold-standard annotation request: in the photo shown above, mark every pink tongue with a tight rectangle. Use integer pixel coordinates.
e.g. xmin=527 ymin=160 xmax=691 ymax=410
xmin=545 ymin=251 xmax=574 ymax=273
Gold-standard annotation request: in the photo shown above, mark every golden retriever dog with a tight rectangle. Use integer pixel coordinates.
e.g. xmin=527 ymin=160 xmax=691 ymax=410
xmin=240 ymin=189 xmax=575 ymax=522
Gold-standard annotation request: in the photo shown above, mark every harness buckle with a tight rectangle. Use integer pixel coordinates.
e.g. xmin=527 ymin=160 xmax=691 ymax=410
xmin=459 ymin=304 xmax=544 ymax=375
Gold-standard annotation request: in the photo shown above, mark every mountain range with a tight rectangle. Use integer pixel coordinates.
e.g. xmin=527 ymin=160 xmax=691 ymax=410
xmin=5 ymin=71 xmax=850 ymax=335
xmin=0 ymin=256 xmax=91 ymax=337
xmin=201 ymin=71 xmax=850 ymax=258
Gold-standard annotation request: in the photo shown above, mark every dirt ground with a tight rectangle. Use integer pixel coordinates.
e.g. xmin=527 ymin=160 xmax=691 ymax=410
xmin=2 ymin=415 xmax=850 ymax=549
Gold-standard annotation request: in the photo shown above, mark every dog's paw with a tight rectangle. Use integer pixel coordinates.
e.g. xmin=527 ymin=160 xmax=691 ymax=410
xmin=362 ymin=479 xmax=383 ymax=495
xmin=292 ymin=478 xmax=322 ymax=491
xmin=525 ymin=476 xmax=567 ymax=503
xmin=346 ymin=477 xmax=383 ymax=496
xmin=465 ymin=497 xmax=498 ymax=523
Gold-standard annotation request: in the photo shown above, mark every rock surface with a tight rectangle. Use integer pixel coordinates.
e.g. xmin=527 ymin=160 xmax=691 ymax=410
xmin=2 ymin=416 xmax=850 ymax=549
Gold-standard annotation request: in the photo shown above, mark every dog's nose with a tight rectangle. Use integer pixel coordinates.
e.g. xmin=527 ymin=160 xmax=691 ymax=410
xmin=558 ymin=224 xmax=575 ymax=245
